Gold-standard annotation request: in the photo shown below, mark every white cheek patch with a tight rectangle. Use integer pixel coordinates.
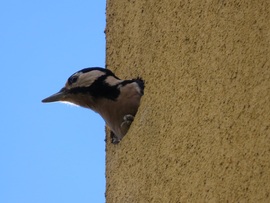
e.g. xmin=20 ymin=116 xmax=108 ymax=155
xmin=134 ymin=83 xmax=142 ymax=94
xmin=105 ymin=76 xmax=123 ymax=86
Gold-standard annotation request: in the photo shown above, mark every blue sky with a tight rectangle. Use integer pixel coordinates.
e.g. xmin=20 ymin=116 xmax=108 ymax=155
xmin=0 ymin=1 xmax=106 ymax=203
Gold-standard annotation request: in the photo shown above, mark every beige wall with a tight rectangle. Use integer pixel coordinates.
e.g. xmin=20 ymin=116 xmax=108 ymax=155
xmin=105 ymin=1 xmax=270 ymax=202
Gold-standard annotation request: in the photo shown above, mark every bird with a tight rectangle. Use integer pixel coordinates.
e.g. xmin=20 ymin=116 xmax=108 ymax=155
xmin=42 ymin=67 xmax=144 ymax=144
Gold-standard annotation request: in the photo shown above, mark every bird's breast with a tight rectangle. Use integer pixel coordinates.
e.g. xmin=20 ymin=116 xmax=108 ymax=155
xmin=95 ymin=83 xmax=142 ymax=137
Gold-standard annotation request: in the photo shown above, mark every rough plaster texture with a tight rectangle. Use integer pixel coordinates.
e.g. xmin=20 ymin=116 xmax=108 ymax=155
xmin=105 ymin=0 xmax=270 ymax=202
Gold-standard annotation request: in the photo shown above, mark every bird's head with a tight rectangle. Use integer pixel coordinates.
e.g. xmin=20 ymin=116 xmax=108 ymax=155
xmin=42 ymin=67 xmax=121 ymax=108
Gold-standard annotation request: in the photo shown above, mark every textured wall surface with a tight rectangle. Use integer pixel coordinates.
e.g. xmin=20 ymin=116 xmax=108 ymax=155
xmin=105 ymin=0 xmax=270 ymax=202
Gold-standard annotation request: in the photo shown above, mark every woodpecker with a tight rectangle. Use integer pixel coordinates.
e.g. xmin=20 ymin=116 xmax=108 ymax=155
xmin=42 ymin=67 xmax=144 ymax=144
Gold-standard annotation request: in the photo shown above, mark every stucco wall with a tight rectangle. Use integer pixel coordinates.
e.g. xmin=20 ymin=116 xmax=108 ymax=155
xmin=105 ymin=1 xmax=270 ymax=202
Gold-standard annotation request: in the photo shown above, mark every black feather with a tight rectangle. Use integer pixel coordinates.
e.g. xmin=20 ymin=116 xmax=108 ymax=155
xmin=69 ymin=74 xmax=120 ymax=100
xmin=78 ymin=67 xmax=119 ymax=79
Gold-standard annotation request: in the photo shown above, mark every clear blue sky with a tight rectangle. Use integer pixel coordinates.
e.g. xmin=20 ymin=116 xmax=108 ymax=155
xmin=0 ymin=1 xmax=106 ymax=203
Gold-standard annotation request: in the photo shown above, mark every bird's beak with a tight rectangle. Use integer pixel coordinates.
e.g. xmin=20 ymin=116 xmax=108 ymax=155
xmin=42 ymin=88 xmax=67 ymax=103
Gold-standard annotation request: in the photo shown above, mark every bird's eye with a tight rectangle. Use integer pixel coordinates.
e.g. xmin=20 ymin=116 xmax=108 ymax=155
xmin=68 ymin=75 xmax=78 ymax=85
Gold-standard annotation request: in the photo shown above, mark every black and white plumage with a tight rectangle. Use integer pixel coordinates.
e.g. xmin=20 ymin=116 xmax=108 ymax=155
xmin=42 ymin=67 xmax=144 ymax=144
